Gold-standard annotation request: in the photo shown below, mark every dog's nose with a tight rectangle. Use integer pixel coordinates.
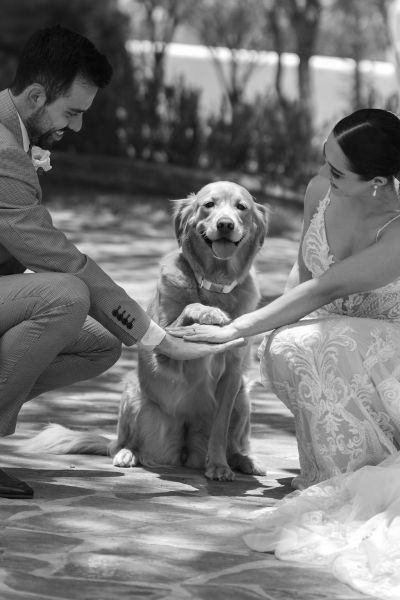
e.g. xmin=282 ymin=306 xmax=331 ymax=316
xmin=217 ymin=218 xmax=235 ymax=233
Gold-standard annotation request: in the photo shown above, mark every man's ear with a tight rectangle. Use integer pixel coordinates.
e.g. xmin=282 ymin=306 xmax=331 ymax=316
xmin=25 ymin=84 xmax=47 ymax=110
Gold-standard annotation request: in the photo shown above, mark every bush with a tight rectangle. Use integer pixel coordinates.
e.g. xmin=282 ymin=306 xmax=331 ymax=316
xmin=204 ymin=98 xmax=255 ymax=171
xmin=251 ymin=94 xmax=320 ymax=187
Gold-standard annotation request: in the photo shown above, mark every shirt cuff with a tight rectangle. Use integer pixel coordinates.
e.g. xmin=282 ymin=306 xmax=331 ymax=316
xmin=138 ymin=320 xmax=166 ymax=350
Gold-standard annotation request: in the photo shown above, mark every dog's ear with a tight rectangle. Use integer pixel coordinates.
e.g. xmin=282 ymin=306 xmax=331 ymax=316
xmin=253 ymin=201 xmax=270 ymax=247
xmin=171 ymin=194 xmax=196 ymax=246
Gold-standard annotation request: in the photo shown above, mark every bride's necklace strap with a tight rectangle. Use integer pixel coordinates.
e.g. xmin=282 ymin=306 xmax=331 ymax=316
xmin=376 ymin=212 xmax=400 ymax=242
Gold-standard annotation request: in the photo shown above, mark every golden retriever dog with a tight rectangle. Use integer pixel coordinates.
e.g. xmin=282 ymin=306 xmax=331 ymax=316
xmin=27 ymin=181 xmax=268 ymax=481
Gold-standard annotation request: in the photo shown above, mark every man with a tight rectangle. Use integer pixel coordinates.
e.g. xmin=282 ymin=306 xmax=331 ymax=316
xmin=0 ymin=25 xmax=242 ymax=499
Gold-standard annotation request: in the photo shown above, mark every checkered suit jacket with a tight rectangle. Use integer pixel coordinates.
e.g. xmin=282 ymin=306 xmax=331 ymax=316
xmin=0 ymin=89 xmax=151 ymax=345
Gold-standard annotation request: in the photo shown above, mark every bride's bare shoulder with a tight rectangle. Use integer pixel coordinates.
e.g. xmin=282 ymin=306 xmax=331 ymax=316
xmin=303 ymin=175 xmax=330 ymax=217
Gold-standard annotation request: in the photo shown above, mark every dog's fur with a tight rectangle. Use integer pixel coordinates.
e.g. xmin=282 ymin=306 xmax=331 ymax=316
xmin=26 ymin=181 xmax=268 ymax=481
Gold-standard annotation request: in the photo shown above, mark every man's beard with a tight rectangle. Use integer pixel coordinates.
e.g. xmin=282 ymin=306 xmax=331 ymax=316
xmin=26 ymin=108 xmax=65 ymax=149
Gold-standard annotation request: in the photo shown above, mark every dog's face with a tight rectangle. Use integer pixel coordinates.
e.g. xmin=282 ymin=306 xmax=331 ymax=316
xmin=174 ymin=181 xmax=268 ymax=270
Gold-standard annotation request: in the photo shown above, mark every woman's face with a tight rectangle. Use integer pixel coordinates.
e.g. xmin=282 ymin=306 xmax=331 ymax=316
xmin=319 ymin=133 xmax=375 ymax=198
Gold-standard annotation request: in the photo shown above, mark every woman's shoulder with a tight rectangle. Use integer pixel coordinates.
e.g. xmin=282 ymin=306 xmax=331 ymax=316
xmin=303 ymin=175 xmax=330 ymax=219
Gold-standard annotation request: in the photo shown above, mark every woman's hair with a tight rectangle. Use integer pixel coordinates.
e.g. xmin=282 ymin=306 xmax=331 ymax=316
xmin=10 ymin=25 xmax=113 ymax=103
xmin=333 ymin=108 xmax=400 ymax=180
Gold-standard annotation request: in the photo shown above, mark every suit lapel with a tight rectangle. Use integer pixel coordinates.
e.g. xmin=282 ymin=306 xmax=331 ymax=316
xmin=0 ymin=89 xmax=41 ymax=197
xmin=0 ymin=89 xmax=24 ymax=148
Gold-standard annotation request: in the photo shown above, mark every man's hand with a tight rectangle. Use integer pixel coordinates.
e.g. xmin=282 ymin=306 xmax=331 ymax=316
xmin=155 ymin=332 xmax=246 ymax=359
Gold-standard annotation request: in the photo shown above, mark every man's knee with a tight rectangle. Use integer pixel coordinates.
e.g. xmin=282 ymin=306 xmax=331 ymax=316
xmin=90 ymin=334 xmax=122 ymax=377
xmin=41 ymin=274 xmax=91 ymax=315
xmin=106 ymin=338 xmax=123 ymax=369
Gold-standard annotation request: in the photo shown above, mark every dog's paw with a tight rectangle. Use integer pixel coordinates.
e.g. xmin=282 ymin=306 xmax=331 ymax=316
xmin=179 ymin=303 xmax=231 ymax=327
xmin=230 ymin=453 xmax=266 ymax=476
xmin=197 ymin=307 xmax=231 ymax=326
xmin=205 ymin=462 xmax=235 ymax=481
xmin=112 ymin=448 xmax=137 ymax=468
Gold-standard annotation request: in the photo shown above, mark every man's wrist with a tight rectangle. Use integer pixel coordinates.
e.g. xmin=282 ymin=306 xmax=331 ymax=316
xmin=138 ymin=320 xmax=166 ymax=351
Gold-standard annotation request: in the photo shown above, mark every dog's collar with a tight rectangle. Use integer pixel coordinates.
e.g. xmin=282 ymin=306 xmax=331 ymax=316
xmin=194 ymin=272 xmax=239 ymax=294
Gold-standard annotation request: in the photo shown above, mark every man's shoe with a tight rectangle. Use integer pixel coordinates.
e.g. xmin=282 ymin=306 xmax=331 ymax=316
xmin=0 ymin=468 xmax=34 ymax=499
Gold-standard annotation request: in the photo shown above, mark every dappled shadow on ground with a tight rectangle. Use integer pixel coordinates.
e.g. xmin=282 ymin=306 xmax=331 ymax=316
xmin=0 ymin=199 xmax=369 ymax=600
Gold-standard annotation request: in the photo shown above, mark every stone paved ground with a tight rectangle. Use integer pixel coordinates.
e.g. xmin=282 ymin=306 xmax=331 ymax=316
xmin=0 ymin=196 xmax=380 ymax=600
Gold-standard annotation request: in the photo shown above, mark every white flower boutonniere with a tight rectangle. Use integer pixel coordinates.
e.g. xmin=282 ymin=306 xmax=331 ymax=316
xmin=31 ymin=146 xmax=52 ymax=173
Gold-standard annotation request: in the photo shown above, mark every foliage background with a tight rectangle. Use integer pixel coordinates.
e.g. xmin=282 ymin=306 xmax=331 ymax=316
xmin=0 ymin=0 xmax=398 ymax=197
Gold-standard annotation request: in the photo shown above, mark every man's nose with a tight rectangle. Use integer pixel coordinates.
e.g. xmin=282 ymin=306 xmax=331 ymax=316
xmin=68 ymin=113 xmax=83 ymax=132
xmin=217 ymin=217 xmax=235 ymax=233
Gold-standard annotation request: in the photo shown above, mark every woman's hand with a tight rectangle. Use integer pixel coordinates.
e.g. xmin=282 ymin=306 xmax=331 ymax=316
xmin=166 ymin=323 xmax=238 ymax=344
xmin=155 ymin=332 xmax=245 ymax=359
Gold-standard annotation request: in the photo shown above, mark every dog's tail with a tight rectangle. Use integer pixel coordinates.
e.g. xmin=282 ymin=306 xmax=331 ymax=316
xmin=24 ymin=423 xmax=111 ymax=456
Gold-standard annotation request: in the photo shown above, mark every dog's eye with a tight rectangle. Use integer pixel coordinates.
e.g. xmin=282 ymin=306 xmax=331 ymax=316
xmin=237 ymin=203 xmax=247 ymax=211
xmin=204 ymin=201 xmax=214 ymax=209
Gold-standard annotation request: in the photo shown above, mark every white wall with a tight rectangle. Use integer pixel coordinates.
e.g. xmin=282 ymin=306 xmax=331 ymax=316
xmin=128 ymin=41 xmax=398 ymax=132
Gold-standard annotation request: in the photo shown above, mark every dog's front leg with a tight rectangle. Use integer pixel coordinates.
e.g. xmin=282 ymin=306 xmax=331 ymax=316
xmin=173 ymin=303 xmax=231 ymax=327
xmin=205 ymin=356 xmax=242 ymax=481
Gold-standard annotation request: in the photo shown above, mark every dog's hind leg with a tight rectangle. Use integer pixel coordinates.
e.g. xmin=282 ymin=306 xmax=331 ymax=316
xmin=135 ymin=402 xmax=185 ymax=467
xmin=183 ymin=418 xmax=210 ymax=469
xmin=113 ymin=380 xmax=185 ymax=468
xmin=111 ymin=379 xmax=141 ymax=467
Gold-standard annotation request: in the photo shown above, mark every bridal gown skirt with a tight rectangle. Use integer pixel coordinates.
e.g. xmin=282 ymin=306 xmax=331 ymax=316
xmin=243 ymin=452 xmax=400 ymax=599
xmin=251 ymin=314 xmax=400 ymax=598
xmin=259 ymin=315 xmax=400 ymax=488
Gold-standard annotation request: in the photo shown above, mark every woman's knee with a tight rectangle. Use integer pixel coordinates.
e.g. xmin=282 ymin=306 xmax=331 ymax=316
xmin=268 ymin=319 xmax=334 ymax=355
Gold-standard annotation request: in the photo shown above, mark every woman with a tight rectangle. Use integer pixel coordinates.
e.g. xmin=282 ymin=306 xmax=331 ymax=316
xmin=169 ymin=109 xmax=400 ymax=597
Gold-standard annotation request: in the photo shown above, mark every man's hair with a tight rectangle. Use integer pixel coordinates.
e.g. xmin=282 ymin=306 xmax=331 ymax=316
xmin=10 ymin=25 xmax=113 ymax=102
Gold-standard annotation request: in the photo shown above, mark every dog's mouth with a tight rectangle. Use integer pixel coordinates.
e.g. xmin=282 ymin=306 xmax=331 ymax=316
xmin=202 ymin=233 xmax=244 ymax=260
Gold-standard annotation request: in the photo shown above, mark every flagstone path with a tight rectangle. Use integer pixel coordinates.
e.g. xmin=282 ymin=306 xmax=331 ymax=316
xmin=0 ymin=196 xmax=379 ymax=600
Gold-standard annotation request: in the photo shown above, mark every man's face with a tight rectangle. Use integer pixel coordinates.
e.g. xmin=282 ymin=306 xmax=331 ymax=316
xmin=26 ymin=77 xmax=98 ymax=149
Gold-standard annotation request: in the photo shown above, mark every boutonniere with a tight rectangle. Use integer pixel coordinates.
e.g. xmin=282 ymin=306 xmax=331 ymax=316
xmin=31 ymin=145 xmax=52 ymax=174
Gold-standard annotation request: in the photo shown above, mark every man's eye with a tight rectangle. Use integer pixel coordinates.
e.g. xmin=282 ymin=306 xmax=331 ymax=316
xmin=330 ymin=170 xmax=340 ymax=179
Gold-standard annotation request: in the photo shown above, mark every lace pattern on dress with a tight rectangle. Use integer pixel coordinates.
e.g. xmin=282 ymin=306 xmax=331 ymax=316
xmin=302 ymin=190 xmax=400 ymax=322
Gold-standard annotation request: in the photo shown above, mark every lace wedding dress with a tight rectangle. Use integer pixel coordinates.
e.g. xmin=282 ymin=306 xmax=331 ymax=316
xmin=244 ymin=452 xmax=400 ymax=598
xmin=247 ymin=191 xmax=400 ymax=597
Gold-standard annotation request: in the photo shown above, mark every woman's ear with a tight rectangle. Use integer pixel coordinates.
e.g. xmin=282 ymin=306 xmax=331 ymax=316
xmin=372 ymin=175 xmax=388 ymax=190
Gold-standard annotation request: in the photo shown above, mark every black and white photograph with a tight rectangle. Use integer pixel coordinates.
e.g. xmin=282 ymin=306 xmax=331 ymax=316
xmin=0 ymin=1 xmax=399 ymax=599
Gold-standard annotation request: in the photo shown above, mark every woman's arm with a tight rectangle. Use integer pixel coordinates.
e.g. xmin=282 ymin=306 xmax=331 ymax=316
xmin=171 ymin=227 xmax=400 ymax=343
xmin=284 ymin=254 xmax=312 ymax=291
xmin=284 ymin=176 xmax=324 ymax=291
xmin=168 ymin=180 xmax=400 ymax=343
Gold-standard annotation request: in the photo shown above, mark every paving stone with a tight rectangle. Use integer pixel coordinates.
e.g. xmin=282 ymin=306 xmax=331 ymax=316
xmin=182 ymin=585 xmax=274 ymax=599
xmin=0 ymin=553 xmax=50 ymax=572
xmin=0 ymin=505 xmax=38 ymax=521
xmin=0 ymin=204 xmax=380 ymax=600
xmin=1 ymin=528 xmax=83 ymax=554
xmin=4 ymin=572 xmax=169 ymax=600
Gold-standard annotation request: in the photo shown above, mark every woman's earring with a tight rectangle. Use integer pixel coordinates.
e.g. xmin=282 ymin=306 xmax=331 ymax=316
xmin=372 ymin=184 xmax=378 ymax=197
